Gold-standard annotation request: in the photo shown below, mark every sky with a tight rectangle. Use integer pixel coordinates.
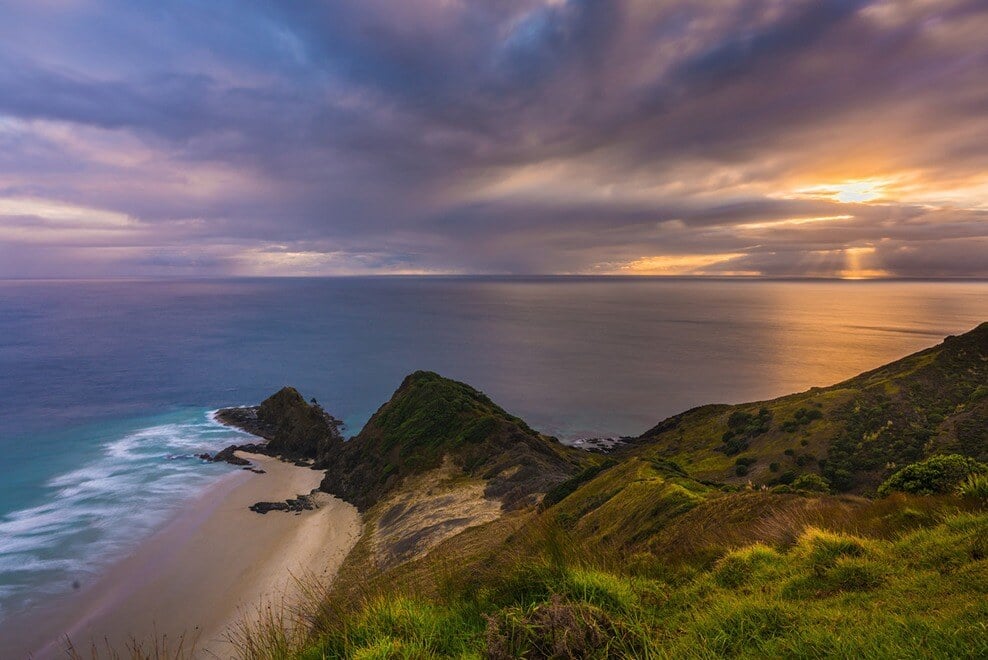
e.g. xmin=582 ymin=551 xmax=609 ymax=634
xmin=0 ymin=0 xmax=986 ymax=278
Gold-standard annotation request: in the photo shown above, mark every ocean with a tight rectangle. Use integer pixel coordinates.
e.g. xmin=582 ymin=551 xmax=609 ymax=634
xmin=1 ymin=277 xmax=986 ymax=618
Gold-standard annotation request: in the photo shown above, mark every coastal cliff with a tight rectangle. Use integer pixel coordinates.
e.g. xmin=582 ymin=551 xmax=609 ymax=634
xmin=213 ymin=324 xmax=988 ymax=658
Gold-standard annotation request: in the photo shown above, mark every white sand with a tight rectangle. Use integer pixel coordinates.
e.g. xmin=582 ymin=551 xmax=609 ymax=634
xmin=1 ymin=453 xmax=361 ymax=659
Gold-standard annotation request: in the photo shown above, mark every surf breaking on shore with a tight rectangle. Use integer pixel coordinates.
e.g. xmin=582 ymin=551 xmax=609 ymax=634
xmin=0 ymin=450 xmax=361 ymax=657
xmin=0 ymin=411 xmax=259 ymax=620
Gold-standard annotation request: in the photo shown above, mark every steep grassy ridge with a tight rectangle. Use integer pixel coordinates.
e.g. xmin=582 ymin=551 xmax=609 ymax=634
xmin=635 ymin=322 xmax=988 ymax=493
xmin=319 ymin=371 xmax=586 ymax=510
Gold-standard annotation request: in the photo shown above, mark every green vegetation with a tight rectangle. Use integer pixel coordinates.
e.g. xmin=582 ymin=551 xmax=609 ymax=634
xmin=734 ymin=456 xmax=757 ymax=477
xmin=958 ymin=473 xmax=988 ymax=504
xmin=780 ymin=406 xmax=823 ymax=432
xmin=228 ymin=324 xmax=988 ymax=659
xmin=636 ymin=322 xmax=988 ymax=493
xmin=720 ymin=408 xmax=772 ymax=455
xmin=287 ymin=498 xmax=987 ymax=659
xmin=319 ymin=371 xmax=585 ymax=509
xmin=791 ymin=473 xmax=830 ymax=493
xmin=877 ymin=454 xmax=988 ymax=497
xmin=541 ymin=459 xmax=618 ymax=509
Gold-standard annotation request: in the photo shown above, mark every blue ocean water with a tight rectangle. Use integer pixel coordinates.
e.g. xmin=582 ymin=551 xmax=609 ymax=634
xmin=1 ymin=277 xmax=987 ymax=617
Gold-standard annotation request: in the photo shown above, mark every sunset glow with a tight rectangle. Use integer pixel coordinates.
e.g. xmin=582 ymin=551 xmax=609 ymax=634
xmin=618 ymin=254 xmax=747 ymax=276
xmin=0 ymin=1 xmax=985 ymax=278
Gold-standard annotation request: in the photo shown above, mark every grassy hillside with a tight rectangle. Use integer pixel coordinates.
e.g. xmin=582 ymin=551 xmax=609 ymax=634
xmin=264 ymin=482 xmax=986 ymax=659
xmin=634 ymin=322 xmax=988 ymax=493
xmin=226 ymin=328 xmax=987 ymax=659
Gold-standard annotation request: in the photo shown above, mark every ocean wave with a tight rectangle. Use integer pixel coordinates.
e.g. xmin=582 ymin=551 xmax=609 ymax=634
xmin=0 ymin=410 xmax=251 ymax=620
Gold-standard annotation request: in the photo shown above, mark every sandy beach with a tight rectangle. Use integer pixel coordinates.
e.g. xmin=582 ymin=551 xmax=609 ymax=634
xmin=1 ymin=453 xmax=361 ymax=659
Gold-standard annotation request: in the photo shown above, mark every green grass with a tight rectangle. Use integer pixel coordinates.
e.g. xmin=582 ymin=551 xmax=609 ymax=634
xmin=285 ymin=496 xmax=987 ymax=659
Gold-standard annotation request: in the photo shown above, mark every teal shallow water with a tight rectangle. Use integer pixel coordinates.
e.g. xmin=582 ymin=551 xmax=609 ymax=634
xmin=1 ymin=277 xmax=987 ymax=619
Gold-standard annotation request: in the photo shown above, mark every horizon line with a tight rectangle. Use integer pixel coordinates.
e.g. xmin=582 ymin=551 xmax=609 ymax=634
xmin=2 ymin=274 xmax=988 ymax=283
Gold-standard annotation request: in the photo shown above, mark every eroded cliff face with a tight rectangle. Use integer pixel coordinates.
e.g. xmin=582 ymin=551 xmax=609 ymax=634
xmin=215 ymin=372 xmax=588 ymax=569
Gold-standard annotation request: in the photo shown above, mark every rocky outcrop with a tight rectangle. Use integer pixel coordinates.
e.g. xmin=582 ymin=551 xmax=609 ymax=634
xmin=249 ymin=493 xmax=317 ymax=514
xmin=198 ymin=444 xmax=251 ymax=466
xmin=215 ymin=387 xmax=346 ymax=462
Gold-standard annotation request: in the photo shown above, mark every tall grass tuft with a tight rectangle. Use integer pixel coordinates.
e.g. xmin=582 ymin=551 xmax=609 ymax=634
xmin=958 ymin=473 xmax=988 ymax=504
xmin=63 ymin=629 xmax=198 ymax=660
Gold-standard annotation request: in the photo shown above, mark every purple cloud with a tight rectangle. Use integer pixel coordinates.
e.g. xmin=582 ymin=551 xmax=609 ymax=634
xmin=0 ymin=0 xmax=986 ymax=277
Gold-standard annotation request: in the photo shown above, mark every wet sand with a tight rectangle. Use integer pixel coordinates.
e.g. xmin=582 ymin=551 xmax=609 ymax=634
xmin=1 ymin=453 xmax=361 ymax=659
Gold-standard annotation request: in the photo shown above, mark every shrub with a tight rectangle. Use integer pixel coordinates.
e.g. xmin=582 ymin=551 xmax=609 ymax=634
xmin=734 ymin=456 xmax=757 ymax=477
xmin=781 ymin=407 xmax=823 ymax=432
xmin=795 ymin=453 xmax=815 ymax=467
xmin=792 ymin=474 xmax=830 ymax=493
xmin=721 ymin=409 xmax=772 ymax=455
xmin=877 ymin=454 xmax=988 ymax=497
xmin=772 ymin=470 xmax=797 ymax=486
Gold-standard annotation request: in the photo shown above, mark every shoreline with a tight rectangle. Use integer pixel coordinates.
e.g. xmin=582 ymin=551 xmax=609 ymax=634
xmin=0 ymin=452 xmax=361 ymax=659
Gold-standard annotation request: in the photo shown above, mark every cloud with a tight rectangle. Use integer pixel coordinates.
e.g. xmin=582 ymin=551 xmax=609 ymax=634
xmin=0 ymin=0 xmax=986 ymax=277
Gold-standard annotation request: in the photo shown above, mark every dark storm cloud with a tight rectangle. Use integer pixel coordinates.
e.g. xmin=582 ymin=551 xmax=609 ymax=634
xmin=0 ymin=0 xmax=986 ymax=277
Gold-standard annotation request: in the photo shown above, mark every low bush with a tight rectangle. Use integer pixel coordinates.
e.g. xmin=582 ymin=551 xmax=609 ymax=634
xmin=792 ymin=473 xmax=830 ymax=493
xmin=877 ymin=454 xmax=987 ymax=497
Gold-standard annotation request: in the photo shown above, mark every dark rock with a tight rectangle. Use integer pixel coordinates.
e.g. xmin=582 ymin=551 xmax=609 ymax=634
xmin=213 ymin=445 xmax=250 ymax=466
xmin=198 ymin=445 xmax=251 ymax=466
xmin=215 ymin=388 xmax=345 ymax=463
xmin=565 ymin=437 xmax=629 ymax=453
xmin=249 ymin=494 xmax=316 ymax=514
xmin=249 ymin=501 xmax=290 ymax=514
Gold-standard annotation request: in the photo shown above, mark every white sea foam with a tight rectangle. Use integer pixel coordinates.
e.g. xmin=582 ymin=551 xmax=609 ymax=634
xmin=0 ymin=410 xmax=252 ymax=620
